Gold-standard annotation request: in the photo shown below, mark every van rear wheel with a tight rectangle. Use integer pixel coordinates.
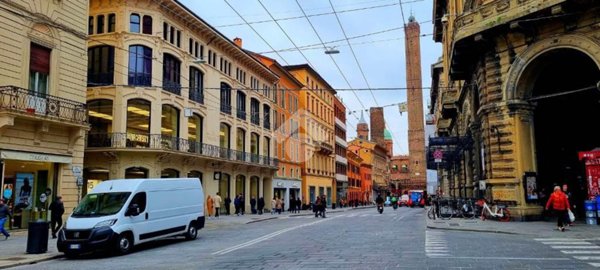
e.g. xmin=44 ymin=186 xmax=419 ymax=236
xmin=115 ymin=233 xmax=133 ymax=255
xmin=185 ymin=223 xmax=198 ymax=240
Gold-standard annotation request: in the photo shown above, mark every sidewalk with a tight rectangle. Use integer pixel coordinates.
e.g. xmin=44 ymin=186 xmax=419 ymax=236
xmin=427 ymin=215 xmax=600 ymax=239
xmin=0 ymin=206 xmax=372 ymax=269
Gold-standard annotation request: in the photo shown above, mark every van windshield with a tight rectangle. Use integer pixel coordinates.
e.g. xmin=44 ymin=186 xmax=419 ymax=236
xmin=72 ymin=192 xmax=131 ymax=217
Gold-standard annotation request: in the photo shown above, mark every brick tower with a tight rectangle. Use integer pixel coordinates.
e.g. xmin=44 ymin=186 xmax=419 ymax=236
xmin=405 ymin=15 xmax=426 ymax=189
xmin=370 ymin=107 xmax=385 ymax=147
xmin=357 ymin=111 xmax=369 ymax=140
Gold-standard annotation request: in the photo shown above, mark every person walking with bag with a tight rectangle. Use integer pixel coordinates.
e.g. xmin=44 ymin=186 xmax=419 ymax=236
xmin=0 ymin=199 xmax=12 ymax=240
xmin=546 ymin=186 xmax=571 ymax=232
xmin=49 ymin=196 xmax=65 ymax=238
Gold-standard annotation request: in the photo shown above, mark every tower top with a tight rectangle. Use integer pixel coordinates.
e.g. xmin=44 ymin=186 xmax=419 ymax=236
xmin=408 ymin=14 xmax=416 ymax=23
xmin=358 ymin=111 xmax=367 ymax=124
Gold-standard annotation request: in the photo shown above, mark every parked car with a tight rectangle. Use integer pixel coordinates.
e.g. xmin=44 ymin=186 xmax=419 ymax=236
xmin=57 ymin=178 xmax=205 ymax=257
xmin=408 ymin=190 xmax=425 ymax=207
xmin=400 ymin=194 xmax=410 ymax=206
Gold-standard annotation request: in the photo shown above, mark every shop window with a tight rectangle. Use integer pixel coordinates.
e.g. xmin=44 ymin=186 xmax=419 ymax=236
xmin=128 ymin=45 xmax=152 ymax=86
xmin=236 ymin=128 xmax=246 ymax=152
xmin=188 ymin=114 xmax=202 ymax=153
xmin=126 ymin=99 xmax=151 ymax=147
xmin=87 ymin=46 xmax=115 ymax=86
xmin=130 ymin=13 xmax=140 ymax=33
xmin=219 ymin=123 xmax=231 ymax=159
xmin=161 ymin=104 xmax=179 ymax=149
xmin=87 ymin=99 xmax=113 ymax=146
xmin=125 ymin=167 xmax=148 ymax=179
xmin=263 ymin=137 xmax=270 ymax=158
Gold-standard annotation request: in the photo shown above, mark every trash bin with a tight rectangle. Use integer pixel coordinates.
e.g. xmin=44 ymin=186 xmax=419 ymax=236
xmin=26 ymin=221 xmax=49 ymax=254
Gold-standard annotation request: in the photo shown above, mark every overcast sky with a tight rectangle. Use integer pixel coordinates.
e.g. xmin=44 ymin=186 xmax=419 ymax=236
xmin=180 ymin=0 xmax=442 ymax=155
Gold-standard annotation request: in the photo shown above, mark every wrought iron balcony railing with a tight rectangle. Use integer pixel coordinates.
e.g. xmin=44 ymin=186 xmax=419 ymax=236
xmin=86 ymin=132 xmax=279 ymax=168
xmin=0 ymin=85 xmax=87 ymax=125
xmin=189 ymin=90 xmax=204 ymax=104
xmin=220 ymin=103 xmax=232 ymax=114
xmin=163 ymin=81 xmax=181 ymax=95
xmin=236 ymin=109 xmax=246 ymax=120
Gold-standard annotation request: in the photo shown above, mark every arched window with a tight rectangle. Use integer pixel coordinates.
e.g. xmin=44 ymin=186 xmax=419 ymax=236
xmin=128 ymin=45 xmax=152 ymax=86
xmin=236 ymin=175 xmax=246 ymax=202
xmin=125 ymin=167 xmax=148 ymax=179
xmin=220 ymin=82 xmax=232 ymax=114
xmin=263 ymin=137 xmax=270 ymax=159
xmin=87 ymin=99 xmax=113 ymax=147
xmin=236 ymin=128 xmax=245 ymax=161
xmin=88 ymin=46 xmax=115 ymax=86
xmin=220 ymin=123 xmax=230 ymax=159
xmin=126 ymin=99 xmax=151 ymax=147
xmin=142 ymin=15 xmax=152 ymax=34
xmin=250 ymin=176 xmax=259 ymax=198
xmin=130 ymin=13 xmax=140 ymax=33
xmin=189 ymin=67 xmax=204 ymax=104
xmin=188 ymin=170 xmax=203 ymax=185
xmin=219 ymin=173 xmax=231 ymax=207
xmin=250 ymin=98 xmax=260 ymax=125
xmin=236 ymin=90 xmax=246 ymax=120
xmin=161 ymin=168 xmax=179 ymax=178
xmin=161 ymin=104 xmax=179 ymax=150
xmin=188 ymin=114 xmax=202 ymax=153
xmin=251 ymin=132 xmax=259 ymax=163
xmin=163 ymin=54 xmax=181 ymax=95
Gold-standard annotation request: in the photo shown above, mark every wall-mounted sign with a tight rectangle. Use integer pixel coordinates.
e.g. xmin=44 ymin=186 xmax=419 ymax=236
xmin=492 ymin=187 xmax=517 ymax=202
xmin=213 ymin=172 xmax=221 ymax=180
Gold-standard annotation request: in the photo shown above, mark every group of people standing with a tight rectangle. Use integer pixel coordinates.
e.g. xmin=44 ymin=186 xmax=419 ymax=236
xmin=314 ymin=195 xmax=327 ymax=218
xmin=270 ymin=197 xmax=302 ymax=214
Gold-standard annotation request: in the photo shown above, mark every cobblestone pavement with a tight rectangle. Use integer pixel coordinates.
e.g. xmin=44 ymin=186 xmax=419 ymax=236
xmin=9 ymin=207 xmax=600 ymax=269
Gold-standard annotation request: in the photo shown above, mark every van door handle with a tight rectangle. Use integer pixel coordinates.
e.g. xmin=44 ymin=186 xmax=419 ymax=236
xmin=145 ymin=213 xmax=148 ymax=220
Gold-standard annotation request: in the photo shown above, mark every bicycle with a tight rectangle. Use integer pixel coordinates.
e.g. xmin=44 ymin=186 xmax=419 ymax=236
xmin=478 ymin=199 xmax=511 ymax=222
xmin=427 ymin=202 xmax=437 ymax=220
xmin=458 ymin=198 xmax=476 ymax=219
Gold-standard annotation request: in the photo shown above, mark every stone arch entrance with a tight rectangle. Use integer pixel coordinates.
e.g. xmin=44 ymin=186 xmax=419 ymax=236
xmin=504 ymin=35 xmax=600 ymax=214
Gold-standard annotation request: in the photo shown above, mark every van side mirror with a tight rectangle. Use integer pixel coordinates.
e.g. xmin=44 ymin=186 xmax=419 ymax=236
xmin=126 ymin=204 xmax=140 ymax=216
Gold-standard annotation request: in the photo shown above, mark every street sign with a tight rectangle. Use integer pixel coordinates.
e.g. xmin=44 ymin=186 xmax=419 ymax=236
xmin=479 ymin=180 xmax=486 ymax=190
xmin=433 ymin=149 xmax=443 ymax=163
xmin=72 ymin=166 xmax=82 ymax=177
xmin=76 ymin=176 xmax=83 ymax=187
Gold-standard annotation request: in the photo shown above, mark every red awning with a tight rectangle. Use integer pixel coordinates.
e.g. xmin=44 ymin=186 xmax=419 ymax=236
xmin=579 ymin=149 xmax=600 ymax=161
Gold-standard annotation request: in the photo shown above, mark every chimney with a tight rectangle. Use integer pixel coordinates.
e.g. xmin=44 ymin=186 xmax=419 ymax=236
xmin=233 ymin=37 xmax=242 ymax=48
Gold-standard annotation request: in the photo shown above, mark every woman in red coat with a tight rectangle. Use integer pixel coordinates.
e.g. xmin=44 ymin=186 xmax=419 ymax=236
xmin=545 ymin=186 xmax=571 ymax=231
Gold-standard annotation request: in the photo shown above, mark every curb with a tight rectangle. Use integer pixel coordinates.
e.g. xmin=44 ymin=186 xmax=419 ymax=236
xmin=0 ymin=254 xmax=63 ymax=270
xmin=245 ymin=217 xmax=279 ymax=224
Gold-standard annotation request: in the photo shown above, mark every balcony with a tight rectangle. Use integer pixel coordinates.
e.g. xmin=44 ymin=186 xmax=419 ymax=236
xmin=163 ymin=81 xmax=181 ymax=95
xmin=440 ymin=90 xmax=458 ymax=119
xmin=128 ymin=73 xmax=151 ymax=87
xmin=451 ymin=0 xmax=567 ymax=78
xmin=86 ymin=133 xmax=279 ymax=168
xmin=236 ymin=109 xmax=247 ymax=120
xmin=0 ymin=85 xmax=88 ymax=127
xmin=189 ymin=90 xmax=204 ymax=104
xmin=319 ymin=141 xmax=334 ymax=155
xmin=220 ymin=104 xmax=232 ymax=115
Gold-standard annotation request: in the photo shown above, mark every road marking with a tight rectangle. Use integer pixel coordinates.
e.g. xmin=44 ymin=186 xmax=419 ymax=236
xmin=428 ymin=256 xmax=569 ymax=261
xmin=574 ymin=256 xmax=600 ymax=260
xmin=589 ymin=262 xmax=600 ymax=267
xmin=535 ymin=238 xmax=585 ymax=241
xmin=425 ymin=230 xmax=449 ymax=258
xmin=212 ymin=216 xmax=337 ymax=255
xmin=562 ymin=251 xmax=600 ymax=254
xmin=551 ymin=246 xmax=600 ymax=249
xmin=541 ymin=242 xmax=592 ymax=245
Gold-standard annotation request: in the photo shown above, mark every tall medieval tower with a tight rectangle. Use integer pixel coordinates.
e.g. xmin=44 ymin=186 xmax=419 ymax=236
xmin=405 ymin=15 xmax=426 ymax=189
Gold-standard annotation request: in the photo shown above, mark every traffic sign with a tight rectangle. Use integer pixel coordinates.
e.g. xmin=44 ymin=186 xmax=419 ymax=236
xmin=433 ymin=149 xmax=443 ymax=163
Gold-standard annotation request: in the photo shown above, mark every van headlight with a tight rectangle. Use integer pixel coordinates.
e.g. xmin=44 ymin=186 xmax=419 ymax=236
xmin=94 ymin=219 xmax=117 ymax=228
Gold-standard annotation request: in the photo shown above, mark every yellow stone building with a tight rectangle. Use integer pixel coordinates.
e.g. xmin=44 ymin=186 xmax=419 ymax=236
xmin=85 ymin=0 xmax=279 ymax=214
xmin=348 ymin=139 xmax=388 ymax=198
xmin=0 ymin=0 xmax=88 ymax=227
xmin=285 ymin=65 xmax=336 ymax=206
xmin=431 ymin=0 xmax=600 ymax=219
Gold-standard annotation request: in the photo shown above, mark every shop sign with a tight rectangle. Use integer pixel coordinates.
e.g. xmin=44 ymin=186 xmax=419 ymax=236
xmin=72 ymin=166 xmax=82 ymax=177
xmin=0 ymin=150 xmax=72 ymax=164
xmin=492 ymin=187 xmax=517 ymax=201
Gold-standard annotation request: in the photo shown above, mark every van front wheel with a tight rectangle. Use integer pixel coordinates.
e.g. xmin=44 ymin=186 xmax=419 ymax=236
xmin=185 ymin=223 xmax=198 ymax=240
xmin=115 ymin=233 xmax=133 ymax=255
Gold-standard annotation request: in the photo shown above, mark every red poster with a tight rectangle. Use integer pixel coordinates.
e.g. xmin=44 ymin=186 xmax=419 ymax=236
xmin=580 ymin=150 xmax=600 ymax=200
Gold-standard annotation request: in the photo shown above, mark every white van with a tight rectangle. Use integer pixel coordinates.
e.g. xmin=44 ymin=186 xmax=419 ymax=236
xmin=57 ymin=178 xmax=204 ymax=257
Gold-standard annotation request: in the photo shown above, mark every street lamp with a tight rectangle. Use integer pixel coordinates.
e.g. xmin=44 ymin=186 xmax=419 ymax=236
xmin=324 ymin=47 xmax=339 ymax=55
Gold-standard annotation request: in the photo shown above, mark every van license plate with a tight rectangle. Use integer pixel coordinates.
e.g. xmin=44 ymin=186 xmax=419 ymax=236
xmin=69 ymin=244 xmax=80 ymax=250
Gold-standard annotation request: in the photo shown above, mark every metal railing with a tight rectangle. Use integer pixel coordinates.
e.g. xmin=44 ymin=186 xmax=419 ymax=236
xmin=189 ymin=90 xmax=204 ymax=104
xmin=220 ymin=103 xmax=232 ymax=114
xmin=0 ymin=85 xmax=88 ymax=125
xmin=86 ymin=132 xmax=279 ymax=167
xmin=163 ymin=81 xmax=181 ymax=95
xmin=236 ymin=109 xmax=246 ymax=120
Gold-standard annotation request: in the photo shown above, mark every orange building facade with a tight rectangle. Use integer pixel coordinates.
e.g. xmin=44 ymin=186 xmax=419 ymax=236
xmin=346 ymin=150 xmax=362 ymax=204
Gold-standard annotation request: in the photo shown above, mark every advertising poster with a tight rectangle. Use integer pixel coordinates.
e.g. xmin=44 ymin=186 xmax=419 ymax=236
xmin=15 ymin=172 xmax=34 ymax=210
xmin=526 ymin=175 xmax=538 ymax=200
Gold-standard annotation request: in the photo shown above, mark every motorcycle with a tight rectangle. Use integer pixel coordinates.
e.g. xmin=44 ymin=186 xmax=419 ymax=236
xmin=392 ymin=201 xmax=398 ymax=210
xmin=377 ymin=203 xmax=384 ymax=214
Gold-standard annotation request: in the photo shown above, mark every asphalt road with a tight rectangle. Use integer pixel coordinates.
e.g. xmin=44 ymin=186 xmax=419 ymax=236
xmin=11 ymin=207 xmax=600 ymax=269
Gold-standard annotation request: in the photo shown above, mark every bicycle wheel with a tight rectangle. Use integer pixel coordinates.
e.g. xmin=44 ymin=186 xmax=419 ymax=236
xmin=440 ymin=205 xmax=452 ymax=219
xmin=461 ymin=204 xmax=475 ymax=219
xmin=427 ymin=206 xmax=436 ymax=220
xmin=499 ymin=209 xmax=511 ymax=222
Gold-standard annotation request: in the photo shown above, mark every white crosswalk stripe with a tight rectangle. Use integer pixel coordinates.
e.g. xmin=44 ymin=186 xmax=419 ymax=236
xmin=425 ymin=230 xmax=449 ymax=257
xmin=536 ymin=238 xmax=600 ymax=268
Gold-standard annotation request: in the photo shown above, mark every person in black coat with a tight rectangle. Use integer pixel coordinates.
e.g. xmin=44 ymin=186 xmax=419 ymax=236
xmin=257 ymin=197 xmax=265 ymax=215
xmin=49 ymin=196 xmax=65 ymax=239
xmin=224 ymin=196 xmax=231 ymax=215
xmin=250 ymin=196 xmax=257 ymax=214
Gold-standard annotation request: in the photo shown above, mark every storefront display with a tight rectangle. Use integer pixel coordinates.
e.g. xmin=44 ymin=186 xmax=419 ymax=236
xmin=579 ymin=149 xmax=600 ymax=200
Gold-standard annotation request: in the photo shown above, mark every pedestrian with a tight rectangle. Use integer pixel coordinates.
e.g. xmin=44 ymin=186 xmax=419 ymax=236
xmin=225 ymin=195 xmax=231 ymax=215
xmin=562 ymin=184 xmax=574 ymax=226
xmin=296 ymin=197 xmax=302 ymax=212
xmin=213 ymin=192 xmax=222 ymax=218
xmin=320 ymin=195 xmax=327 ymax=218
xmin=289 ymin=197 xmax=295 ymax=213
xmin=271 ymin=197 xmax=276 ymax=215
xmin=314 ymin=197 xmax=321 ymax=217
xmin=0 ymin=199 xmax=11 ymax=240
xmin=546 ymin=186 xmax=571 ymax=232
xmin=281 ymin=199 xmax=285 ymax=213
xmin=234 ymin=195 xmax=240 ymax=216
xmin=48 ymin=196 xmax=64 ymax=239
xmin=257 ymin=197 xmax=265 ymax=215
xmin=276 ymin=197 xmax=282 ymax=214
xmin=239 ymin=194 xmax=245 ymax=215
xmin=250 ymin=196 xmax=257 ymax=214
xmin=206 ymin=195 xmax=214 ymax=219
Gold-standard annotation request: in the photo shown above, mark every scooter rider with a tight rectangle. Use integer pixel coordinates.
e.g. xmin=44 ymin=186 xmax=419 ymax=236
xmin=391 ymin=195 xmax=398 ymax=209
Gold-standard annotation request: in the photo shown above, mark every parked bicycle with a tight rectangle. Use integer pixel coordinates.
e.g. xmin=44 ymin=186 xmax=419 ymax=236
xmin=477 ymin=199 xmax=511 ymax=222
